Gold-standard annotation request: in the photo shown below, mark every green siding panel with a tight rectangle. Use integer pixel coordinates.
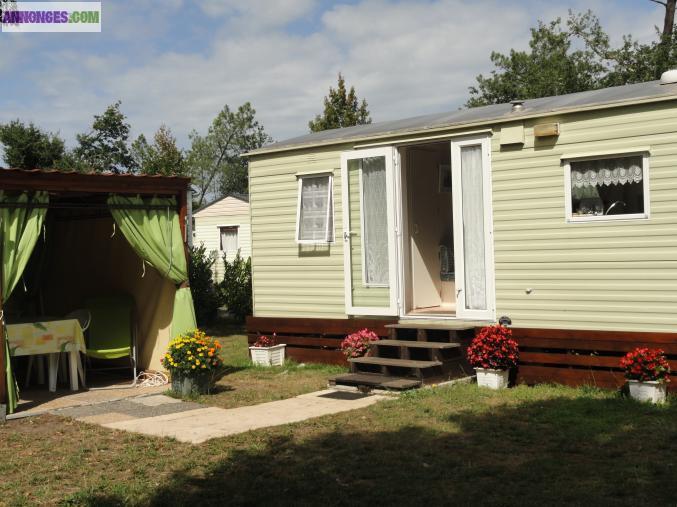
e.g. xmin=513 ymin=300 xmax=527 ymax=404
xmin=491 ymin=100 xmax=677 ymax=332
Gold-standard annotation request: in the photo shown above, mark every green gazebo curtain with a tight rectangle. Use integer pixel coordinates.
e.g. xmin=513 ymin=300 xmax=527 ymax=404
xmin=1 ymin=191 xmax=49 ymax=414
xmin=107 ymin=195 xmax=197 ymax=341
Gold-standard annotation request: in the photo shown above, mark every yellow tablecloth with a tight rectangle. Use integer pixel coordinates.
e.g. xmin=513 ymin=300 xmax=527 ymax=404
xmin=6 ymin=319 xmax=86 ymax=357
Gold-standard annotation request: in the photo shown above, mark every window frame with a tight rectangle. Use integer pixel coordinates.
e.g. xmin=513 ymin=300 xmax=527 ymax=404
xmin=218 ymin=225 xmax=239 ymax=252
xmin=563 ymin=151 xmax=650 ymax=223
xmin=295 ymin=172 xmax=335 ymax=245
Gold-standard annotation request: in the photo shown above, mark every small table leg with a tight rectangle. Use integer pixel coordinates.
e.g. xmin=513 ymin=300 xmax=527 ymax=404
xmin=76 ymin=353 xmax=86 ymax=388
xmin=68 ymin=350 xmax=79 ymax=391
xmin=48 ymin=353 xmax=59 ymax=392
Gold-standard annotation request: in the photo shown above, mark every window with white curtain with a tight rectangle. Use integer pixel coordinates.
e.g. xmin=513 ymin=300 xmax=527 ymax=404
xmin=220 ymin=226 xmax=239 ymax=253
xmin=565 ymin=153 xmax=649 ymax=222
xmin=360 ymin=157 xmax=389 ymax=286
xmin=296 ymin=174 xmax=334 ymax=243
xmin=460 ymin=145 xmax=487 ymax=311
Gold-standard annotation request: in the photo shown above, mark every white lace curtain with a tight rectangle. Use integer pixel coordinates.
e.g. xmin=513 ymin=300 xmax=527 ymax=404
xmin=299 ymin=176 xmax=330 ymax=241
xmin=460 ymin=145 xmax=487 ymax=311
xmin=361 ymin=157 xmax=389 ymax=285
xmin=571 ymin=156 xmax=643 ymax=188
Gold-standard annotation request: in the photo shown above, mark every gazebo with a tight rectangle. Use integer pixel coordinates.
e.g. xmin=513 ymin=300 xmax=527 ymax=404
xmin=0 ymin=168 xmax=196 ymax=418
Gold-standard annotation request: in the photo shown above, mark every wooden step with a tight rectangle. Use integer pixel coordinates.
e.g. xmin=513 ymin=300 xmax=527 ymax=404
xmin=330 ymin=373 xmax=421 ymax=391
xmin=349 ymin=357 xmax=442 ymax=368
xmin=375 ymin=339 xmax=460 ymax=349
xmin=386 ymin=321 xmax=490 ymax=331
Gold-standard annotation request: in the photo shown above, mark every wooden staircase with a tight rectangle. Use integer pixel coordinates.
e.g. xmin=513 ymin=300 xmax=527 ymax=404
xmin=330 ymin=322 xmax=479 ymax=392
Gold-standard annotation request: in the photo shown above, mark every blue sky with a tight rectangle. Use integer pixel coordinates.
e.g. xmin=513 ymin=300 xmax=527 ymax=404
xmin=0 ymin=0 xmax=666 ymax=154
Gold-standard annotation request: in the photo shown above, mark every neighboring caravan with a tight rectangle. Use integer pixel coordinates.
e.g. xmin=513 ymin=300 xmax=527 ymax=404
xmin=193 ymin=194 xmax=251 ymax=281
xmin=245 ymin=77 xmax=677 ymax=390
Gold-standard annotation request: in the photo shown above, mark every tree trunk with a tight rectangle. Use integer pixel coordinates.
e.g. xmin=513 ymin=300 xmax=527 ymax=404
xmin=663 ymin=0 xmax=676 ymax=39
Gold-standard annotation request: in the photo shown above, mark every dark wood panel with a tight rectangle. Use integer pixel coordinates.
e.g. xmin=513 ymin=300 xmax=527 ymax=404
xmin=515 ymin=336 xmax=677 ymax=354
xmin=512 ymin=327 xmax=677 ymax=344
xmin=520 ymin=351 xmax=677 ymax=370
xmin=0 ymin=169 xmax=190 ymax=195
xmin=247 ymin=334 xmax=343 ymax=348
xmin=286 ymin=347 xmax=346 ymax=366
xmin=246 ymin=316 xmax=396 ymax=337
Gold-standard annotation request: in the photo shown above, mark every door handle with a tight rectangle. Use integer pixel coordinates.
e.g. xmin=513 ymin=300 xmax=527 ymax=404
xmin=456 ymin=288 xmax=462 ymax=297
xmin=343 ymin=231 xmax=356 ymax=241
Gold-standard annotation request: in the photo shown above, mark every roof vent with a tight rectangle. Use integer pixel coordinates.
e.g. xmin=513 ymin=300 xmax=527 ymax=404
xmin=660 ymin=69 xmax=677 ymax=84
xmin=510 ymin=100 xmax=525 ymax=112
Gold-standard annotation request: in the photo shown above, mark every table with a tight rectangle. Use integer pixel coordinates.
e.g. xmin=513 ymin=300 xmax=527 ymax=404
xmin=6 ymin=319 xmax=86 ymax=392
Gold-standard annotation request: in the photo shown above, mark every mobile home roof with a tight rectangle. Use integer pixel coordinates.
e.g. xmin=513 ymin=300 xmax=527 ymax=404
xmin=247 ymin=79 xmax=677 ymax=156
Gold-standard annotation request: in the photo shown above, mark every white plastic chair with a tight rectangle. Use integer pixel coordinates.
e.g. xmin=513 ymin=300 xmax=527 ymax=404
xmin=65 ymin=309 xmax=92 ymax=332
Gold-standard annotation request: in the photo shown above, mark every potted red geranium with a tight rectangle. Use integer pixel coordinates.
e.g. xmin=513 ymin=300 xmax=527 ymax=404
xmin=249 ymin=334 xmax=286 ymax=366
xmin=341 ymin=328 xmax=379 ymax=359
xmin=466 ymin=324 xmax=519 ymax=389
xmin=620 ymin=347 xmax=670 ymax=404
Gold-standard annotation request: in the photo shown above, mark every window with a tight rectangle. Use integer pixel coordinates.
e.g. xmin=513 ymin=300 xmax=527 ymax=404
xmin=220 ymin=226 xmax=239 ymax=253
xmin=565 ymin=153 xmax=649 ymax=222
xmin=359 ymin=157 xmax=389 ymax=286
xmin=296 ymin=173 xmax=334 ymax=243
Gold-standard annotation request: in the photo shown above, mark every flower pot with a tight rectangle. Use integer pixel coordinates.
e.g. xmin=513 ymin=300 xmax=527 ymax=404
xmin=171 ymin=373 xmax=212 ymax=397
xmin=628 ymin=379 xmax=667 ymax=404
xmin=475 ymin=368 xmax=510 ymax=389
xmin=249 ymin=344 xmax=286 ymax=366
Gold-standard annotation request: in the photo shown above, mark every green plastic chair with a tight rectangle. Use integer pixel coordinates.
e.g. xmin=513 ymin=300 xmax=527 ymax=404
xmin=84 ymin=294 xmax=137 ymax=386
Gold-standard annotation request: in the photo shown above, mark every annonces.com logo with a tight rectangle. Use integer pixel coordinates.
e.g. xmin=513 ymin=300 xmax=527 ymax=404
xmin=1 ymin=1 xmax=101 ymax=32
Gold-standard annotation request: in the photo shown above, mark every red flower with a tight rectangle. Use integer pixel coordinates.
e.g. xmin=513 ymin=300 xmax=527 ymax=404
xmin=253 ymin=335 xmax=276 ymax=348
xmin=620 ymin=348 xmax=670 ymax=382
xmin=340 ymin=328 xmax=379 ymax=358
xmin=466 ymin=324 xmax=519 ymax=370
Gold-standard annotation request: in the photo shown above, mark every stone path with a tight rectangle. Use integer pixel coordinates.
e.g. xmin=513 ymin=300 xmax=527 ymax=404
xmin=57 ymin=390 xmax=388 ymax=444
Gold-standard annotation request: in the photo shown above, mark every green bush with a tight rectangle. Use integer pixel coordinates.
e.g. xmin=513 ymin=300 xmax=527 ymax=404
xmin=220 ymin=251 xmax=252 ymax=322
xmin=188 ymin=244 xmax=223 ymax=326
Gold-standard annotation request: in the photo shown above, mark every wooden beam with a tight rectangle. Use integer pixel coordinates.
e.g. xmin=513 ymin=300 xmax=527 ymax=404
xmin=0 ymin=169 xmax=190 ymax=196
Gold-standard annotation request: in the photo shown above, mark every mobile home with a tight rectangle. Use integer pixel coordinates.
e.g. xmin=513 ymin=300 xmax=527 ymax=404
xmin=245 ymin=77 xmax=677 ymax=390
xmin=193 ymin=194 xmax=251 ymax=281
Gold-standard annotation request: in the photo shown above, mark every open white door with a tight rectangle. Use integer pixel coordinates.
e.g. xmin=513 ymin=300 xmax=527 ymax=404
xmin=341 ymin=147 xmax=399 ymax=316
xmin=451 ymin=136 xmax=496 ymax=320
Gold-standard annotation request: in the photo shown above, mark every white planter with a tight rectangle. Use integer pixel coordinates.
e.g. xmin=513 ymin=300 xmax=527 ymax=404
xmin=475 ymin=368 xmax=510 ymax=390
xmin=628 ymin=379 xmax=667 ymax=404
xmin=249 ymin=344 xmax=286 ymax=367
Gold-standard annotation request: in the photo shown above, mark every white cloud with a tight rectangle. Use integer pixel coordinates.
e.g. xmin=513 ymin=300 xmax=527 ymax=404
xmin=195 ymin=0 xmax=317 ymax=27
xmin=0 ymin=0 xmax=666 ymax=153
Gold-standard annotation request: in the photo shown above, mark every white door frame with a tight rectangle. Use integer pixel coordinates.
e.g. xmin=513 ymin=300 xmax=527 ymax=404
xmin=341 ymin=147 xmax=399 ymax=316
xmin=450 ymin=134 xmax=496 ymax=321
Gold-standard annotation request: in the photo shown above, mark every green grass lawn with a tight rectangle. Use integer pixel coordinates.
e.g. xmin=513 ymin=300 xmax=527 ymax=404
xmin=1 ymin=381 xmax=675 ymax=506
xmin=191 ymin=326 xmax=347 ymax=409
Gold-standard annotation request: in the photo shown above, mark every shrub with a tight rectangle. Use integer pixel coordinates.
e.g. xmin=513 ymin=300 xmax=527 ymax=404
xmin=188 ymin=244 xmax=223 ymax=326
xmin=341 ymin=328 xmax=379 ymax=358
xmin=162 ymin=329 xmax=222 ymax=376
xmin=252 ymin=334 xmax=277 ymax=348
xmin=220 ymin=250 xmax=252 ymax=322
xmin=620 ymin=348 xmax=671 ymax=382
xmin=466 ymin=324 xmax=519 ymax=370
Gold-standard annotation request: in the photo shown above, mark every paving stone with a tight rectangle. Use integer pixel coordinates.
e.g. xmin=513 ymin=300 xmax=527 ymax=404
xmin=77 ymin=412 xmax=138 ymax=425
xmin=103 ymin=389 xmax=388 ymax=444
xmin=129 ymin=395 xmax=183 ymax=407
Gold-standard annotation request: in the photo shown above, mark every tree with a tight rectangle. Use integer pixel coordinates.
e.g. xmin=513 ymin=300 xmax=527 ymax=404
xmin=186 ymin=102 xmax=272 ymax=207
xmin=132 ymin=125 xmax=185 ymax=176
xmin=0 ymin=120 xmax=65 ymax=169
xmin=308 ymin=73 xmax=372 ymax=132
xmin=74 ymin=101 xmax=135 ymax=173
xmin=467 ymin=3 xmax=677 ymax=107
